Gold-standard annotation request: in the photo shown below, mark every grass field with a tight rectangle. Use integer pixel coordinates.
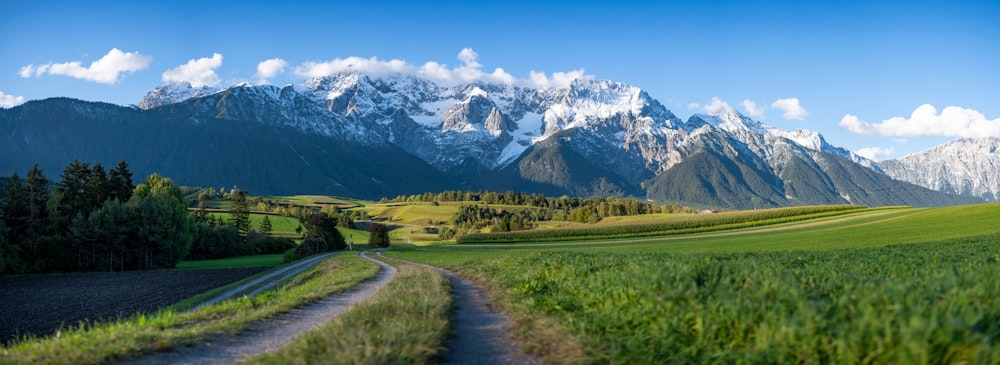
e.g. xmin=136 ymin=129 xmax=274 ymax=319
xmin=206 ymin=213 xmax=301 ymax=235
xmin=176 ymin=254 xmax=285 ymax=269
xmin=361 ymin=204 xmax=458 ymax=225
xmin=386 ymin=203 xmax=1000 ymax=363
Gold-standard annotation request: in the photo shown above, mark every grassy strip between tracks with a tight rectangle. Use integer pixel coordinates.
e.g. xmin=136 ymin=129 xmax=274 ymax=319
xmin=0 ymin=253 xmax=379 ymax=365
xmin=247 ymin=254 xmax=453 ymax=364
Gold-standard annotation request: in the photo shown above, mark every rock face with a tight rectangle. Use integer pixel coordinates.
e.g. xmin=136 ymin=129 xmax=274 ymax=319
xmin=879 ymin=138 xmax=1000 ymax=201
xmin=0 ymin=72 xmax=982 ymax=208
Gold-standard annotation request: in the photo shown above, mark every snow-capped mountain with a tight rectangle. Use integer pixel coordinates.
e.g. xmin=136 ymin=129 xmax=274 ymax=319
xmin=878 ymin=138 xmax=1000 ymax=201
xmin=1 ymin=72 xmax=978 ymax=208
xmin=138 ymin=82 xmax=217 ymax=109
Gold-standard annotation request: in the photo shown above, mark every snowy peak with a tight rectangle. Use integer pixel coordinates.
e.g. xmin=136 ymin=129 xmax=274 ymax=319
xmin=138 ymin=81 xmax=217 ymax=110
xmin=879 ymin=137 xmax=1000 ymax=200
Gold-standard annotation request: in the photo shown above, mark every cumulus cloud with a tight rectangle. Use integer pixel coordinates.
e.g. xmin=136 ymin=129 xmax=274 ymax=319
xmin=255 ymin=58 xmax=288 ymax=84
xmin=686 ymin=102 xmax=700 ymax=110
xmin=702 ymin=97 xmax=737 ymax=116
xmin=855 ymin=146 xmax=894 ymax=161
xmin=0 ymin=91 xmax=25 ymax=108
xmin=839 ymin=104 xmax=1000 ymax=138
xmin=162 ymin=53 xmax=224 ymax=88
xmin=18 ymin=48 xmax=151 ymax=84
xmin=741 ymin=99 xmax=766 ymax=118
xmin=771 ymin=98 xmax=809 ymax=120
xmin=294 ymin=48 xmax=591 ymax=89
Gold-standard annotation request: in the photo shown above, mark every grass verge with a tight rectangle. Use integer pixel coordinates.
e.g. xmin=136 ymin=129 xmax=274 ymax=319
xmin=247 ymin=254 xmax=452 ymax=364
xmin=0 ymin=253 xmax=379 ymax=365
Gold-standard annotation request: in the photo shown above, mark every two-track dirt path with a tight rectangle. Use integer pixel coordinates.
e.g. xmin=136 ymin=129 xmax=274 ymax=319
xmin=377 ymin=252 xmax=541 ymax=365
xmin=119 ymin=250 xmax=538 ymax=364
xmin=119 ymin=251 xmax=396 ymax=365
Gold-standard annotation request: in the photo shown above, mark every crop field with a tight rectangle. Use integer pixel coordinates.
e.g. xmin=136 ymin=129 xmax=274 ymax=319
xmin=457 ymin=204 xmax=866 ymax=243
xmin=387 ymin=203 xmax=1000 ymax=363
xmin=0 ymin=267 xmax=267 ymax=344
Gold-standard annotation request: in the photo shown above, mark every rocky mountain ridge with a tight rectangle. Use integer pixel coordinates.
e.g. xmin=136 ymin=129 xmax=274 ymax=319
xmin=0 ymin=73 xmax=978 ymax=208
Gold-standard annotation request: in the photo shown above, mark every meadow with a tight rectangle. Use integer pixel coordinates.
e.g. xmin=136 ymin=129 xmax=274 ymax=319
xmin=386 ymin=203 xmax=1000 ymax=363
xmin=5 ymin=199 xmax=999 ymax=364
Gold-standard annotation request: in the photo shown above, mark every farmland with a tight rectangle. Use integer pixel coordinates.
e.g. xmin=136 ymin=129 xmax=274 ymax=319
xmin=3 ymin=200 xmax=999 ymax=363
xmin=0 ymin=267 xmax=268 ymax=344
xmin=386 ymin=203 xmax=1000 ymax=363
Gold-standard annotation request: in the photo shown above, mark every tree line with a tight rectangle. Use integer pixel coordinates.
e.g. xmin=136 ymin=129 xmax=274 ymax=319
xmin=384 ymin=190 xmax=694 ymax=222
xmin=0 ymin=161 xmax=199 ymax=274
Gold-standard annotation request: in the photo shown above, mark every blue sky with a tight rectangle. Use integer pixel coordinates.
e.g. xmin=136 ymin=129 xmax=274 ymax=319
xmin=2 ymin=0 xmax=998 ymax=160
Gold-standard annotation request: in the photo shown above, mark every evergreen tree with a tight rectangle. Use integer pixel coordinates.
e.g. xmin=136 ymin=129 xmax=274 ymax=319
xmin=108 ymin=160 xmax=134 ymax=202
xmin=85 ymin=163 xmax=109 ymax=208
xmin=368 ymin=222 xmax=390 ymax=248
xmin=260 ymin=215 xmax=273 ymax=237
xmin=57 ymin=160 xmax=91 ymax=226
xmin=229 ymin=189 xmax=251 ymax=241
xmin=1 ymin=174 xmax=28 ymax=242
xmin=24 ymin=164 xmax=50 ymax=238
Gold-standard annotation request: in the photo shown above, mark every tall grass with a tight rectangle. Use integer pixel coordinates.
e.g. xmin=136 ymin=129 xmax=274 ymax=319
xmin=247 ymin=256 xmax=452 ymax=364
xmin=454 ymin=237 xmax=1000 ymax=363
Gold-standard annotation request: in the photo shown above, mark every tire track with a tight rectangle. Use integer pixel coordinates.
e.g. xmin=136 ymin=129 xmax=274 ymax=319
xmin=118 ymin=251 xmax=396 ymax=365
xmin=378 ymin=252 xmax=541 ymax=365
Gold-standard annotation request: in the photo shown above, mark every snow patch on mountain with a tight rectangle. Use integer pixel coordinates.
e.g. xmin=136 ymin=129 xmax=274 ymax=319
xmin=879 ymin=137 xmax=1000 ymax=200
xmin=138 ymin=81 xmax=217 ymax=109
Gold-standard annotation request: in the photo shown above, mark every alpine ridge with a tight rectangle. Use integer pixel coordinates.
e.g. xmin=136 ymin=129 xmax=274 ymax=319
xmin=878 ymin=138 xmax=1000 ymax=201
xmin=0 ymin=72 xmax=981 ymax=208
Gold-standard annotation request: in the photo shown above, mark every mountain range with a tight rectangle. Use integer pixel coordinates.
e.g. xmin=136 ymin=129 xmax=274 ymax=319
xmin=0 ymin=73 xmax=987 ymax=209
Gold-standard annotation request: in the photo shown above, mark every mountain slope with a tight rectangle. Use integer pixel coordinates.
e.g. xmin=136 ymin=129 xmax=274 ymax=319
xmin=878 ymin=138 xmax=1000 ymax=201
xmin=1 ymin=73 xmax=983 ymax=208
xmin=0 ymin=98 xmax=452 ymax=198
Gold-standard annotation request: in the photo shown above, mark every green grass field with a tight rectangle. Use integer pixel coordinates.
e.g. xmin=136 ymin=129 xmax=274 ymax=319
xmin=176 ymin=254 xmax=284 ymax=269
xmin=206 ymin=212 xmax=301 ymax=234
xmin=386 ymin=203 xmax=1000 ymax=363
xmin=361 ymin=204 xmax=458 ymax=225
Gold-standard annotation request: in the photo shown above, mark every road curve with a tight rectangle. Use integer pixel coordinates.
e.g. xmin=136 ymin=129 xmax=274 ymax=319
xmin=377 ymin=252 xmax=541 ymax=365
xmin=118 ymin=251 xmax=396 ymax=365
xmin=193 ymin=251 xmax=340 ymax=311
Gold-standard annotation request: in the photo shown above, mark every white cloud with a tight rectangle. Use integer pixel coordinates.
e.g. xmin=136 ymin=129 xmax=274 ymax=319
xmin=741 ymin=99 xmax=766 ymax=118
xmin=840 ymin=104 xmax=1000 ymax=138
xmin=771 ymin=98 xmax=809 ymax=120
xmin=0 ymin=91 xmax=25 ymax=108
xmin=18 ymin=48 xmax=151 ymax=84
xmin=294 ymin=48 xmax=591 ymax=89
xmin=162 ymin=53 xmax=224 ymax=88
xmin=255 ymin=58 xmax=288 ymax=84
xmin=855 ymin=146 xmax=894 ymax=161
xmin=686 ymin=102 xmax=700 ymax=110
xmin=702 ymin=97 xmax=736 ymax=116
xmin=839 ymin=114 xmax=873 ymax=134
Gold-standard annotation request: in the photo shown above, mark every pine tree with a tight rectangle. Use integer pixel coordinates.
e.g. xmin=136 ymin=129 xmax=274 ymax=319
xmin=229 ymin=189 xmax=251 ymax=241
xmin=108 ymin=160 xmax=134 ymax=202
xmin=260 ymin=215 xmax=273 ymax=237
xmin=1 ymin=174 xmax=28 ymax=243
xmin=24 ymin=164 xmax=50 ymax=238
xmin=85 ymin=163 xmax=109 ymax=208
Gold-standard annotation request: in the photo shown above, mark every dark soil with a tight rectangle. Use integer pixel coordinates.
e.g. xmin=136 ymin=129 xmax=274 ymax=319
xmin=0 ymin=267 xmax=268 ymax=344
